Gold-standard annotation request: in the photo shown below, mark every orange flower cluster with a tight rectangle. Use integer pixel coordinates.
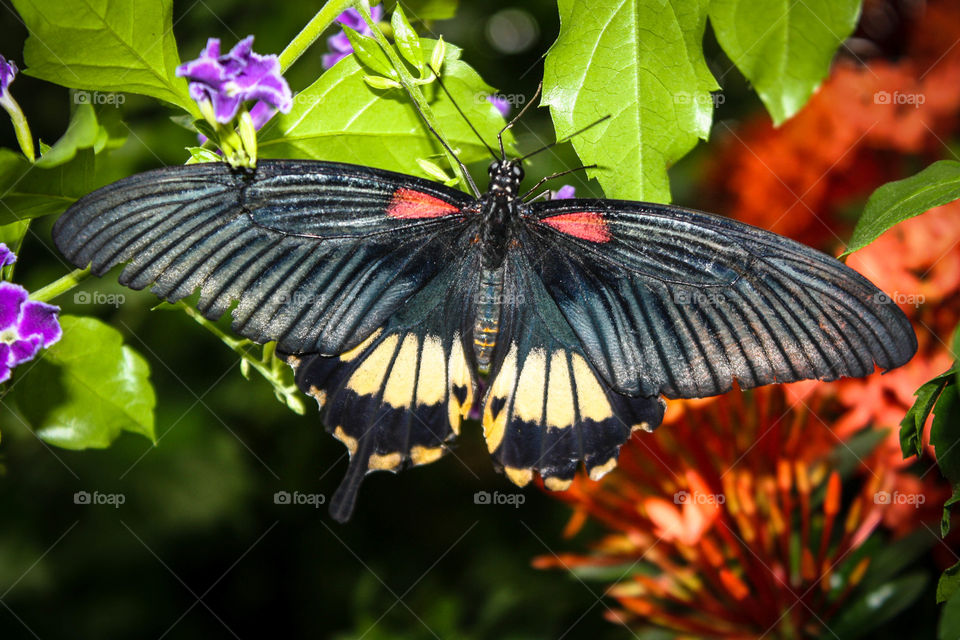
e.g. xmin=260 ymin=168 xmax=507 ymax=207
xmin=536 ymin=388 xmax=900 ymax=638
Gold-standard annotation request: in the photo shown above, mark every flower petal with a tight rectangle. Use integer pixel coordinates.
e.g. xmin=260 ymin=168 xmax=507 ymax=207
xmin=0 ymin=281 xmax=28 ymax=331
xmin=0 ymin=242 xmax=17 ymax=267
xmin=0 ymin=344 xmax=10 ymax=383
xmin=17 ymin=299 xmax=62 ymax=347
xmin=8 ymin=336 xmax=41 ymax=366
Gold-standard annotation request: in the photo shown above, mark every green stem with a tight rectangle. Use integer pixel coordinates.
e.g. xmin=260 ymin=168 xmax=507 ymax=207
xmin=1 ymin=93 xmax=36 ymax=162
xmin=359 ymin=7 xmax=471 ymax=193
xmin=30 ymin=267 xmax=90 ymax=302
xmin=278 ymin=0 xmax=360 ymax=73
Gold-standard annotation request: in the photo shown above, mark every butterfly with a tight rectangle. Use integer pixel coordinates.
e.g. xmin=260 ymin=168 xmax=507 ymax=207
xmin=52 ymin=136 xmax=918 ymax=522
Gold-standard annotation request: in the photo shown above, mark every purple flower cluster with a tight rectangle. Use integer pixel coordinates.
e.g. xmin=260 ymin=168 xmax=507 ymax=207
xmin=176 ymin=36 xmax=292 ymax=124
xmin=551 ymin=185 xmax=576 ymax=199
xmin=0 ymin=54 xmax=16 ymax=99
xmin=323 ymin=6 xmax=384 ymax=69
xmin=0 ymin=244 xmax=61 ymax=383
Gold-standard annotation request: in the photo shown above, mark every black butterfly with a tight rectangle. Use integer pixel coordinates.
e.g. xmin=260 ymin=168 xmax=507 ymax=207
xmin=52 ymin=144 xmax=917 ymax=522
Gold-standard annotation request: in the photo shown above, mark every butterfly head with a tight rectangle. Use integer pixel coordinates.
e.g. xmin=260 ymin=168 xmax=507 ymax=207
xmin=487 ymin=160 xmax=524 ymax=198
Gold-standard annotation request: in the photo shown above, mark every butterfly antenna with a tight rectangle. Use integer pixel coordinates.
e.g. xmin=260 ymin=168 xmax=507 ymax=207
xmin=521 ymin=164 xmax=596 ymax=201
xmin=426 ymin=64 xmax=498 ymax=161
xmin=517 ymin=114 xmax=611 ymax=162
xmin=498 ymin=82 xmax=541 ymax=159
xmin=403 ymin=74 xmax=482 ymax=197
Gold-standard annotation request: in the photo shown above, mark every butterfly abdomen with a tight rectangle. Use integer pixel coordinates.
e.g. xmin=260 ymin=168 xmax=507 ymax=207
xmin=473 ymin=266 xmax=504 ymax=372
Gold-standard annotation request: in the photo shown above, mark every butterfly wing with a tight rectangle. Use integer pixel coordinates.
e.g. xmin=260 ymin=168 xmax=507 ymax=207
xmin=523 ymin=199 xmax=918 ymax=398
xmin=480 ymin=247 xmax=665 ymax=491
xmin=283 ymin=242 xmax=480 ymax=522
xmin=53 ymin=159 xmax=474 ymax=355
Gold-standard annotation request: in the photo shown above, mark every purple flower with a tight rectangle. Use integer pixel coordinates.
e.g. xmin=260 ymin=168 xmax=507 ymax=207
xmin=488 ymin=95 xmax=510 ymax=118
xmin=0 ymin=55 xmax=16 ymax=99
xmin=0 ymin=281 xmax=61 ymax=383
xmin=322 ymin=6 xmax=385 ymax=69
xmin=0 ymin=243 xmax=16 ymax=267
xmin=176 ymin=36 xmax=292 ymax=124
xmin=551 ymin=185 xmax=576 ymax=199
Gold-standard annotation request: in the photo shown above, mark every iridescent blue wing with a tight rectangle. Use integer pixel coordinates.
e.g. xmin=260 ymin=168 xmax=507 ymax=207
xmin=53 ymin=159 xmax=474 ymax=355
xmin=523 ymin=199 xmax=918 ymax=398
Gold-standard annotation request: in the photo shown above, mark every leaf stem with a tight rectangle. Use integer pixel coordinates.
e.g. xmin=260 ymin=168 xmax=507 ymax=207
xmin=278 ymin=0 xmax=360 ymax=73
xmin=0 ymin=93 xmax=36 ymax=162
xmin=30 ymin=267 xmax=91 ymax=302
xmin=358 ymin=7 xmax=472 ymax=193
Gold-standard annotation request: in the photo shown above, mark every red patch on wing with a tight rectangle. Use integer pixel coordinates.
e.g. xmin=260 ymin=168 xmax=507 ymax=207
xmin=541 ymin=212 xmax=611 ymax=243
xmin=387 ymin=188 xmax=460 ymax=219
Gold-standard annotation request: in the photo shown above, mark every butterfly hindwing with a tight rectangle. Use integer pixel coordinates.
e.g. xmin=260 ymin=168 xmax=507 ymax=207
xmin=53 ymin=160 xmax=473 ymax=355
xmin=481 ymin=247 xmax=665 ymax=491
xmin=282 ymin=244 xmax=481 ymax=521
xmin=525 ymin=199 xmax=918 ymax=399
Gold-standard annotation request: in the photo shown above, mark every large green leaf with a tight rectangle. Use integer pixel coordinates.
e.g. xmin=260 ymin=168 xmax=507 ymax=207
xmin=932 ymin=385 xmax=960 ymax=536
xmin=830 ymin=572 xmax=929 ymax=639
xmin=19 ymin=315 xmax=156 ymax=449
xmin=845 ymin=161 xmax=960 ymax=256
xmin=542 ymin=0 xmax=718 ymax=202
xmin=709 ymin=0 xmax=861 ymax=125
xmin=0 ymin=148 xmax=102 ymax=223
xmin=11 ymin=0 xmax=194 ymax=114
xmin=940 ymin=585 xmax=960 ymax=640
xmin=900 ymin=371 xmax=956 ymax=459
xmin=259 ymin=39 xmax=507 ymax=181
xmin=386 ymin=0 xmax=459 ymax=21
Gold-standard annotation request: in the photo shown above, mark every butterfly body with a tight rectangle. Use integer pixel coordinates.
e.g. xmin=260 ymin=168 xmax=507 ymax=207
xmin=53 ymin=158 xmax=918 ymax=522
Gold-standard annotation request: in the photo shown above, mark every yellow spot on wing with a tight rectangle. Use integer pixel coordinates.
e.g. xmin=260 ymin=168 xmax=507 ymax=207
xmin=410 ymin=446 xmax=444 ymax=466
xmin=369 ymin=452 xmax=403 ymax=470
xmin=307 ymin=385 xmax=327 ymax=408
xmin=347 ymin=333 xmax=398 ymax=396
xmin=546 ymin=351 xmax=575 ymax=429
xmin=416 ymin=335 xmax=446 ymax=406
xmin=588 ymin=457 xmax=618 ymax=481
xmin=447 ymin=333 xmax=473 ymax=435
xmin=483 ymin=343 xmax=517 ymax=453
xmin=339 ymin=329 xmax=383 ymax=362
xmin=544 ymin=477 xmax=572 ymax=492
xmin=571 ymin=354 xmax=612 ymax=422
xmin=333 ymin=426 xmax=358 ymax=455
xmin=382 ymin=334 xmax=418 ymax=408
xmin=505 ymin=466 xmax=533 ymax=487
xmin=513 ymin=348 xmax=546 ymax=424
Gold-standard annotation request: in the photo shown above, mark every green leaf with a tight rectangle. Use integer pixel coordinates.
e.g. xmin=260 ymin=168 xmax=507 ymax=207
xmin=900 ymin=373 xmax=955 ymax=459
xmin=940 ymin=585 xmax=960 ymax=640
xmin=35 ymin=103 xmax=100 ymax=169
xmin=23 ymin=315 xmax=156 ymax=449
xmin=932 ymin=386 xmax=960 ymax=536
xmin=543 ymin=0 xmax=718 ymax=202
xmin=388 ymin=0 xmax=459 ymax=21
xmin=831 ymin=572 xmax=929 ymax=639
xmin=11 ymin=0 xmax=194 ymax=115
xmin=0 ymin=148 xmax=102 ymax=223
xmin=391 ymin=4 xmax=424 ymax=71
xmin=343 ymin=27 xmax=396 ymax=78
xmin=938 ymin=560 xmax=960 ymax=604
xmin=859 ymin=530 xmax=936 ymax=591
xmin=259 ymin=39 xmax=509 ymax=180
xmin=845 ymin=161 xmax=960 ymax=256
xmin=709 ymin=0 xmax=861 ymax=125
xmin=185 ymin=146 xmax=222 ymax=164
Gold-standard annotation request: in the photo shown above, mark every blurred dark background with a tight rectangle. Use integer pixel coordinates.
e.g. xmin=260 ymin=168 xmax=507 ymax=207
xmin=0 ymin=0 xmax=936 ymax=638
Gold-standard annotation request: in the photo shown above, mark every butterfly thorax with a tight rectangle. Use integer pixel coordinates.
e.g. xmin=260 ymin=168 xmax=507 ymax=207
xmin=473 ymin=160 xmax=524 ymax=371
